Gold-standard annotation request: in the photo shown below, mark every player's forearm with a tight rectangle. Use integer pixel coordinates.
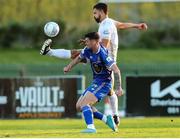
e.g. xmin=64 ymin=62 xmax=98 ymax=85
xmin=67 ymin=56 xmax=81 ymax=70
xmin=111 ymin=64 xmax=122 ymax=89
xmin=116 ymin=22 xmax=139 ymax=29
xmin=114 ymin=70 xmax=122 ymax=90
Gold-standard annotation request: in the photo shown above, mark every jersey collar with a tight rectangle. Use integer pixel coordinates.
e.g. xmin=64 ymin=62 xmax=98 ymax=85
xmin=100 ymin=17 xmax=109 ymax=25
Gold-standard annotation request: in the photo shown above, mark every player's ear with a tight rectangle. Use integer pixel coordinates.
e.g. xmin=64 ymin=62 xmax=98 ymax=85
xmin=100 ymin=10 xmax=103 ymax=15
xmin=95 ymin=39 xmax=97 ymax=42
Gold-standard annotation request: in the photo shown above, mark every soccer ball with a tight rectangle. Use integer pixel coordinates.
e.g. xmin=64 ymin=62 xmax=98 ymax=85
xmin=44 ymin=22 xmax=59 ymax=37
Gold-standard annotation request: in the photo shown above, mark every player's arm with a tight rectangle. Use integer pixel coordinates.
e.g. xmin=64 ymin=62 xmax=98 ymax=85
xmin=64 ymin=56 xmax=82 ymax=73
xmin=102 ymin=52 xmax=123 ymax=96
xmin=110 ymin=64 xmax=123 ymax=96
xmin=114 ymin=21 xmax=148 ymax=30
xmin=100 ymin=26 xmax=112 ymax=48
xmin=100 ymin=39 xmax=111 ymax=48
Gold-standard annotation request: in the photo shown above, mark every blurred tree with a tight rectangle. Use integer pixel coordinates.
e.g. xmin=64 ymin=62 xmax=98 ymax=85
xmin=0 ymin=0 xmax=179 ymax=49
xmin=0 ymin=0 xmax=98 ymax=29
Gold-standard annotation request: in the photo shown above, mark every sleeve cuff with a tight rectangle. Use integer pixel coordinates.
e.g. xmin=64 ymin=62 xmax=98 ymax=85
xmin=108 ymin=62 xmax=115 ymax=69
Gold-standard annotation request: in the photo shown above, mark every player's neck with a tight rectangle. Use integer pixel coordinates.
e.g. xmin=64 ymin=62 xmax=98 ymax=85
xmin=92 ymin=44 xmax=100 ymax=54
xmin=100 ymin=15 xmax=108 ymax=23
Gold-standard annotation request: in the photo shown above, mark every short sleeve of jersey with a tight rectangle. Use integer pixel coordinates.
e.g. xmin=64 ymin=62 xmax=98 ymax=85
xmin=100 ymin=22 xmax=112 ymax=40
xmin=100 ymin=49 xmax=115 ymax=68
xmin=79 ymin=47 xmax=87 ymax=60
xmin=112 ymin=19 xmax=118 ymax=26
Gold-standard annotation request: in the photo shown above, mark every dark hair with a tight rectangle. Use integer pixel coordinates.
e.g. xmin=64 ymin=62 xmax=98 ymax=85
xmin=93 ymin=3 xmax=108 ymax=14
xmin=84 ymin=32 xmax=100 ymax=40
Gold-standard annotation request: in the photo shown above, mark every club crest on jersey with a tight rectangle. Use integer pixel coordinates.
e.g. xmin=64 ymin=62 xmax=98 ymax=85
xmin=92 ymin=62 xmax=103 ymax=74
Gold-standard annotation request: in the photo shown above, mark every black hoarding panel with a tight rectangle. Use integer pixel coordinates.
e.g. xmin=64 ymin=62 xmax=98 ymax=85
xmin=0 ymin=76 xmax=84 ymax=119
xmin=0 ymin=79 xmax=16 ymax=118
xmin=126 ymin=76 xmax=180 ymax=116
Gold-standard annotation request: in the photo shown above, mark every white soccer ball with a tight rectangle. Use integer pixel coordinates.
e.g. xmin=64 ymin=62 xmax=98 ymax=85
xmin=44 ymin=22 xmax=59 ymax=37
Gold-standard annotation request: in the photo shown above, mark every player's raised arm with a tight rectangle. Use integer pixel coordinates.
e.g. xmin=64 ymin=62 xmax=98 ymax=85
xmin=110 ymin=64 xmax=123 ymax=96
xmin=63 ymin=56 xmax=82 ymax=73
xmin=114 ymin=21 xmax=148 ymax=30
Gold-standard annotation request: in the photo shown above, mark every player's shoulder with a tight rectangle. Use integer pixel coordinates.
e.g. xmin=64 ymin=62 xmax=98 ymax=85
xmin=81 ymin=46 xmax=90 ymax=54
xmin=100 ymin=18 xmax=116 ymax=32
xmin=106 ymin=17 xmax=115 ymax=23
xmin=102 ymin=18 xmax=115 ymax=26
xmin=80 ymin=47 xmax=91 ymax=58
xmin=99 ymin=45 xmax=108 ymax=55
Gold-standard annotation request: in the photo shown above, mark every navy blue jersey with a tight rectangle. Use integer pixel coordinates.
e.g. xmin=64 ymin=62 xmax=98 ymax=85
xmin=80 ymin=45 xmax=115 ymax=82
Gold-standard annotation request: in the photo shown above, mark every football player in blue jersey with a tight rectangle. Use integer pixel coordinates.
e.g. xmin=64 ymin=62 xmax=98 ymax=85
xmin=41 ymin=3 xmax=147 ymax=126
xmin=64 ymin=32 xmax=123 ymax=133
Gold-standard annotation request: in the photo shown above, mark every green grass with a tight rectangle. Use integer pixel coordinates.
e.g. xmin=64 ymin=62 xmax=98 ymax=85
xmin=0 ymin=117 xmax=180 ymax=138
xmin=117 ymin=48 xmax=180 ymax=64
xmin=0 ymin=48 xmax=180 ymax=64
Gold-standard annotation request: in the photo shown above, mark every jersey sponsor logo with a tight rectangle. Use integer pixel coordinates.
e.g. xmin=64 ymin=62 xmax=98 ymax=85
xmin=103 ymin=30 xmax=110 ymax=35
xmin=151 ymin=80 xmax=180 ymax=98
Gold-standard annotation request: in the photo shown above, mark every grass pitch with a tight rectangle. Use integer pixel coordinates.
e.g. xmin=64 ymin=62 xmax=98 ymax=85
xmin=0 ymin=48 xmax=180 ymax=64
xmin=0 ymin=117 xmax=180 ymax=138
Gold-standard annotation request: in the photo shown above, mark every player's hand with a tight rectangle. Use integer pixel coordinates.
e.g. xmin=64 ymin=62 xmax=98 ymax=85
xmin=115 ymin=87 xmax=124 ymax=97
xmin=137 ymin=23 xmax=148 ymax=30
xmin=78 ymin=39 xmax=86 ymax=46
xmin=63 ymin=65 xmax=71 ymax=73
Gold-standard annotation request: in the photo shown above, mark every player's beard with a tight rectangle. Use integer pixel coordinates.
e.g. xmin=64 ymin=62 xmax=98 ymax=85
xmin=94 ymin=15 xmax=101 ymax=23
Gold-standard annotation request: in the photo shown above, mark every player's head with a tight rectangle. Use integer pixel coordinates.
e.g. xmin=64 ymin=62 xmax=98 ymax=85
xmin=93 ymin=3 xmax=108 ymax=23
xmin=84 ymin=32 xmax=100 ymax=49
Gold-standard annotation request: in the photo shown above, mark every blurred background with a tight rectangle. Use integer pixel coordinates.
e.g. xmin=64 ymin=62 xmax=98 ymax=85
xmin=0 ymin=0 xmax=180 ymax=117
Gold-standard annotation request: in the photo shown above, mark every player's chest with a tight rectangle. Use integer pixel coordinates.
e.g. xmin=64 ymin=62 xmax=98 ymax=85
xmin=87 ymin=54 xmax=101 ymax=63
xmin=88 ymin=55 xmax=104 ymax=71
